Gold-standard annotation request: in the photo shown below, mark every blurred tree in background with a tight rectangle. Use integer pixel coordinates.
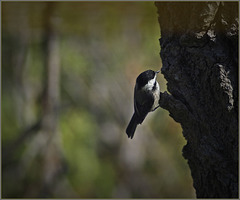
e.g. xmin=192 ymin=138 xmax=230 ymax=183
xmin=2 ymin=2 xmax=195 ymax=198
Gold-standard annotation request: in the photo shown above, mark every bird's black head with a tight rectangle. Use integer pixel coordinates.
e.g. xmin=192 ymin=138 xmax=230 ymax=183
xmin=136 ymin=70 xmax=156 ymax=89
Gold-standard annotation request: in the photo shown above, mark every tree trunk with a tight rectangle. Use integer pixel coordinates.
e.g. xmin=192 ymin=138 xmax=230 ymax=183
xmin=155 ymin=2 xmax=238 ymax=198
xmin=39 ymin=2 xmax=64 ymax=197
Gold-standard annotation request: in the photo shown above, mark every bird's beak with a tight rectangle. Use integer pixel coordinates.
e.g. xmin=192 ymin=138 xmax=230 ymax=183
xmin=156 ymin=70 xmax=160 ymax=74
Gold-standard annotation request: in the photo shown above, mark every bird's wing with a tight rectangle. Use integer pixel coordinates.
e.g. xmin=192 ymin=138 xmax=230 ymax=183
xmin=134 ymin=88 xmax=154 ymax=124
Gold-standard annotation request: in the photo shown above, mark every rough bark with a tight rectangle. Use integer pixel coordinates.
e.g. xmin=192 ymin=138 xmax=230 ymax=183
xmin=155 ymin=2 xmax=238 ymax=198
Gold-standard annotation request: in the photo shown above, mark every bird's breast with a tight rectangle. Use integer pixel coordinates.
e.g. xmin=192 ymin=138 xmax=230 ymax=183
xmin=151 ymin=81 xmax=160 ymax=111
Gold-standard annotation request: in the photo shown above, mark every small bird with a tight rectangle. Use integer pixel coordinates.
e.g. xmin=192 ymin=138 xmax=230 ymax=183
xmin=126 ymin=69 xmax=161 ymax=139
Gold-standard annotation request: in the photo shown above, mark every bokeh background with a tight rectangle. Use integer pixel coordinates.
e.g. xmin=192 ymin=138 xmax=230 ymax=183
xmin=2 ymin=2 xmax=195 ymax=198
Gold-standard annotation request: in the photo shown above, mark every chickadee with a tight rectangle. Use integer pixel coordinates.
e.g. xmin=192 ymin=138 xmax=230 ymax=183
xmin=126 ymin=69 xmax=161 ymax=139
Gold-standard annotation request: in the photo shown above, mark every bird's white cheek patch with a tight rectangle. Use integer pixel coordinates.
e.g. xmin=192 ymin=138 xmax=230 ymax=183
xmin=143 ymin=76 xmax=156 ymax=91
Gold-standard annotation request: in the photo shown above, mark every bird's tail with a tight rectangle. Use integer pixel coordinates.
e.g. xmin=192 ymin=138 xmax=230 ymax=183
xmin=126 ymin=113 xmax=139 ymax=139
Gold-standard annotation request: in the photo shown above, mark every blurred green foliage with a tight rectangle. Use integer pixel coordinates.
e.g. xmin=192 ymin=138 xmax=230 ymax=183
xmin=2 ymin=2 xmax=195 ymax=198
